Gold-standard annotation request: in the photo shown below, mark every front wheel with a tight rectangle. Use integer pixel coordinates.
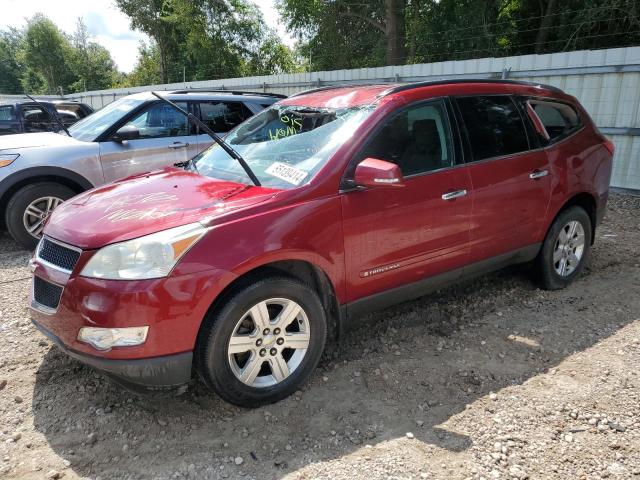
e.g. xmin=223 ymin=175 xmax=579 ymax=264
xmin=536 ymin=206 xmax=592 ymax=290
xmin=196 ymin=276 xmax=327 ymax=407
xmin=5 ymin=182 xmax=76 ymax=250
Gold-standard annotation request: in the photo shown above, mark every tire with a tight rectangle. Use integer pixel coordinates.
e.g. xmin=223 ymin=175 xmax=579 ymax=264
xmin=196 ymin=276 xmax=327 ymax=407
xmin=5 ymin=182 xmax=76 ymax=250
xmin=536 ymin=206 xmax=592 ymax=290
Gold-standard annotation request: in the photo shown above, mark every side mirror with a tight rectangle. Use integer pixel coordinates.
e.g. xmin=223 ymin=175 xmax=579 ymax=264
xmin=112 ymin=125 xmax=140 ymax=142
xmin=354 ymin=158 xmax=404 ymax=188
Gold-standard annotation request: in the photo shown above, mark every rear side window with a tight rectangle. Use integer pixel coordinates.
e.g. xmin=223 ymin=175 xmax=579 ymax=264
xmin=198 ymin=101 xmax=252 ymax=133
xmin=21 ymin=105 xmax=55 ymax=133
xmin=0 ymin=106 xmax=16 ymax=121
xmin=529 ymin=100 xmax=581 ymax=141
xmin=456 ymin=96 xmax=529 ymax=161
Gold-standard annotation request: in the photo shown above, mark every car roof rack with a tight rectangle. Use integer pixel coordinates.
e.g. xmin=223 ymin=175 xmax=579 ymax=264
xmin=168 ymin=88 xmax=287 ymax=99
xmin=382 ymin=78 xmax=564 ymax=96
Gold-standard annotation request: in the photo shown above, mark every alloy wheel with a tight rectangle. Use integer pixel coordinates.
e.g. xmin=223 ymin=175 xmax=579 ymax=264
xmin=553 ymin=220 xmax=585 ymax=277
xmin=227 ymin=298 xmax=310 ymax=388
xmin=23 ymin=196 xmax=64 ymax=238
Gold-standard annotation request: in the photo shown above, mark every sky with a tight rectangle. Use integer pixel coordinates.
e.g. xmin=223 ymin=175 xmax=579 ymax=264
xmin=0 ymin=0 xmax=294 ymax=73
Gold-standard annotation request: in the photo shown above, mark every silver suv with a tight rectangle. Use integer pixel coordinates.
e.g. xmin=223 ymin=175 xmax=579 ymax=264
xmin=0 ymin=90 xmax=283 ymax=249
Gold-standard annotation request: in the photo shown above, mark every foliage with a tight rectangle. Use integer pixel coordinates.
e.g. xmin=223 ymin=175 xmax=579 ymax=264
xmin=119 ymin=0 xmax=300 ymax=85
xmin=0 ymin=15 xmax=121 ymax=94
xmin=278 ymin=0 xmax=640 ymax=70
xmin=0 ymin=28 xmax=24 ymax=94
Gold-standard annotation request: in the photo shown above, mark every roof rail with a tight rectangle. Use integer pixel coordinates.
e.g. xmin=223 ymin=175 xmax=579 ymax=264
xmin=383 ymin=78 xmax=564 ymax=96
xmin=169 ymin=88 xmax=286 ymax=99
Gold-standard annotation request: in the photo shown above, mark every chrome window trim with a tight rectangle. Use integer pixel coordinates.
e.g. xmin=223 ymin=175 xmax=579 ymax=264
xmin=36 ymin=236 xmax=82 ymax=274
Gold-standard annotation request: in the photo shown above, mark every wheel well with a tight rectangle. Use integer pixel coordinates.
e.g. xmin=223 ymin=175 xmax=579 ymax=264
xmin=196 ymin=260 xmax=341 ymax=353
xmin=0 ymin=175 xmax=87 ymax=229
xmin=557 ymin=192 xmax=597 ymax=243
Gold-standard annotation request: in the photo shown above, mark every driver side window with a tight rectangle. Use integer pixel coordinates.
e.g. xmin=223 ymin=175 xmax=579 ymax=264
xmin=358 ymin=100 xmax=454 ymax=177
xmin=121 ymin=101 xmax=189 ymax=139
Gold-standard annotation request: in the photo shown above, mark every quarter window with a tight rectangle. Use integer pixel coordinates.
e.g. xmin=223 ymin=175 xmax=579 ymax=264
xmin=0 ymin=106 xmax=16 ymax=121
xmin=456 ymin=96 xmax=529 ymax=161
xmin=529 ymin=100 xmax=580 ymax=141
xmin=198 ymin=101 xmax=252 ymax=133
xmin=357 ymin=100 xmax=454 ymax=176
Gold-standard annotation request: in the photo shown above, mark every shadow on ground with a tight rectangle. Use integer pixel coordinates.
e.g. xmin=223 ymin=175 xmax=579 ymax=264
xmin=29 ymin=241 xmax=638 ymax=480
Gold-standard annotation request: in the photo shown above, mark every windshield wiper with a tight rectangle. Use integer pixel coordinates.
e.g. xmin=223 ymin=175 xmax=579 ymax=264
xmin=151 ymin=92 xmax=261 ymax=187
xmin=25 ymin=93 xmax=71 ymax=137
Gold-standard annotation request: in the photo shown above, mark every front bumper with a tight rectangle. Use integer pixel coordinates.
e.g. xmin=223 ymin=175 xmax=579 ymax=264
xmin=33 ymin=320 xmax=193 ymax=388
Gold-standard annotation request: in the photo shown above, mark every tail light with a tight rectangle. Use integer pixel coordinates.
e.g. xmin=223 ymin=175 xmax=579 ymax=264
xmin=603 ymin=139 xmax=615 ymax=156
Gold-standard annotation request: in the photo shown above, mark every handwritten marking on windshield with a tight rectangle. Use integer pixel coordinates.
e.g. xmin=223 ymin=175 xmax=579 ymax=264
xmin=268 ymin=114 xmax=302 ymax=141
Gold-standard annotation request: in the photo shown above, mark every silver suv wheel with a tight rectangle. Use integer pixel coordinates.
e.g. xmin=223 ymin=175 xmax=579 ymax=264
xmin=23 ymin=196 xmax=64 ymax=238
xmin=227 ymin=298 xmax=310 ymax=388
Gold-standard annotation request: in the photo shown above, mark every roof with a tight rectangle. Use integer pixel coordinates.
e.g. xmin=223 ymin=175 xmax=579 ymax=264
xmin=282 ymin=79 xmax=565 ymax=108
xmin=281 ymin=84 xmax=397 ymax=108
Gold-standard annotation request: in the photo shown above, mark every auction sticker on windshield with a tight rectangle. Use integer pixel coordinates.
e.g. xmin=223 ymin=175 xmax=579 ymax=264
xmin=265 ymin=162 xmax=308 ymax=185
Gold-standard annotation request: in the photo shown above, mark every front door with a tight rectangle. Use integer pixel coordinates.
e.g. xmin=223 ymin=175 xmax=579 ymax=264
xmin=453 ymin=95 xmax=551 ymax=263
xmin=341 ymin=99 xmax=473 ymax=302
xmin=98 ymin=101 xmax=201 ymax=183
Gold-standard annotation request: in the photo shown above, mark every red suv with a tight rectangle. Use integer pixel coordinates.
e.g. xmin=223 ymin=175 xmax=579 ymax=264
xmin=29 ymin=80 xmax=613 ymax=407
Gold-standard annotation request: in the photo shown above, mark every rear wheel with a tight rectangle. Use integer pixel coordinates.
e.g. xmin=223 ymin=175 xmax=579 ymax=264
xmin=536 ymin=206 xmax=592 ymax=290
xmin=196 ymin=276 xmax=327 ymax=407
xmin=5 ymin=182 xmax=76 ymax=250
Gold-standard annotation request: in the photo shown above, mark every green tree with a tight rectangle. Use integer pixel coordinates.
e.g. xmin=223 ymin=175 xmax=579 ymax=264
xmin=0 ymin=28 xmax=24 ymax=94
xmin=127 ymin=41 xmax=163 ymax=86
xmin=115 ymin=0 xmax=182 ymax=83
xmin=21 ymin=14 xmax=76 ymax=94
xmin=68 ymin=18 xmax=119 ymax=91
xmin=117 ymin=0 xmax=301 ymax=83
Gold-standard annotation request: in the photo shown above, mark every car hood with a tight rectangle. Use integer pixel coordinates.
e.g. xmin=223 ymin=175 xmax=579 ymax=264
xmin=45 ymin=168 xmax=280 ymax=249
xmin=0 ymin=132 xmax=81 ymax=151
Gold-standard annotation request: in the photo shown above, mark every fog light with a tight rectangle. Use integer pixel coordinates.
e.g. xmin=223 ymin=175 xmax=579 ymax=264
xmin=77 ymin=326 xmax=149 ymax=351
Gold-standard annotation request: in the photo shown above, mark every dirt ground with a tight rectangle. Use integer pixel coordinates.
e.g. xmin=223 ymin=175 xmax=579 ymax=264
xmin=0 ymin=194 xmax=639 ymax=480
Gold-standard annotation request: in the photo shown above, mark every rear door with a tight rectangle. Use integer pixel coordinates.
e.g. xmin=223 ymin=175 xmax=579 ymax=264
xmin=98 ymin=101 xmax=200 ymax=183
xmin=341 ymin=99 xmax=473 ymax=302
xmin=453 ymin=95 xmax=551 ymax=263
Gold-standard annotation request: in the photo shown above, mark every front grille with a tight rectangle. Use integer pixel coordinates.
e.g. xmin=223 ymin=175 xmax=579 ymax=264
xmin=37 ymin=237 xmax=81 ymax=272
xmin=33 ymin=276 xmax=63 ymax=310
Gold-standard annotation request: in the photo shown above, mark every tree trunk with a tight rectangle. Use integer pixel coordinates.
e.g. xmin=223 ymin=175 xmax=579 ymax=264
xmin=158 ymin=37 xmax=169 ymax=84
xmin=535 ymin=0 xmax=558 ymax=54
xmin=385 ymin=0 xmax=406 ymax=65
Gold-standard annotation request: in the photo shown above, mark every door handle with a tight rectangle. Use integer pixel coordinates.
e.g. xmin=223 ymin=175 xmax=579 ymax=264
xmin=529 ymin=169 xmax=549 ymax=179
xmin=441 ymin=189 xmax=467 ymax=201
xmin=168 ymin=142 xmax=189 ymax=149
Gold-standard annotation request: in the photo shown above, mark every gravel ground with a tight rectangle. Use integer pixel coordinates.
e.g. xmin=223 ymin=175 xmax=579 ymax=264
xmin=0 ymin=193 xmax=639 ymax=480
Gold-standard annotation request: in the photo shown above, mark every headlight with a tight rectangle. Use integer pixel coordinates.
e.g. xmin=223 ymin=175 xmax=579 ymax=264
xmin=0 ymin=154 xmax=19 ymax=167
xmin=81 ymin=223 xmax=206 ymax=280
xmin=78 ymin=326 xmax=149 ymax=350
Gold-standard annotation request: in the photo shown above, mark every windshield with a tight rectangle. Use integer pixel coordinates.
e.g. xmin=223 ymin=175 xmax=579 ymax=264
xmin=193 ymin=104 xmax=374 ymax=189
xmin=68 ymin=97 xmax=145 ymax=142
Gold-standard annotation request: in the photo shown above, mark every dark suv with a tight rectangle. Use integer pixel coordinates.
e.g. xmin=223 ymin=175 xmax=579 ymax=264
xmin=29 ymin=80 xmax=613 ymax=407
xmin=0 ymin=99 xmax=93 ymax=135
